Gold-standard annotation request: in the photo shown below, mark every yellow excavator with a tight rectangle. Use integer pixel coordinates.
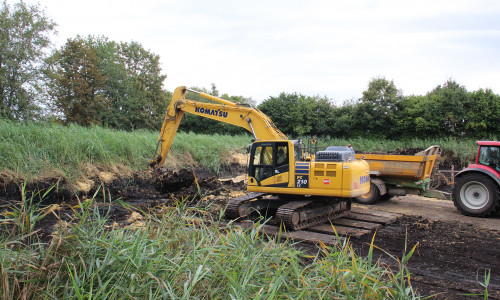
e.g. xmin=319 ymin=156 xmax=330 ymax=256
xmin=149 ymin=86 xmax=370 ymax=230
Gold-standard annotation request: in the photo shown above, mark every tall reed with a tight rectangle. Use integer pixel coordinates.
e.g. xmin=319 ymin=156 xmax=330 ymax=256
xmin=0 ymin=192 xmax=421 ymax=299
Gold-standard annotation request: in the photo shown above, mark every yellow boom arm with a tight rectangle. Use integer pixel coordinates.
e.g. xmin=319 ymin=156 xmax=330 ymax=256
xmin=150 ymin=86 xmax=287 ymax=169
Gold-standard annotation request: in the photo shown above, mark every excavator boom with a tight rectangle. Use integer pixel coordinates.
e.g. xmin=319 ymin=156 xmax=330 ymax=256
xmin=150 ymin=86 xmax=286 ymax=169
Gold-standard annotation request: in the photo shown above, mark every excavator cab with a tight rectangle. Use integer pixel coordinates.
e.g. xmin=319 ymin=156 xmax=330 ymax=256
xmin=248 ymin=141 xmax=291 ymax=187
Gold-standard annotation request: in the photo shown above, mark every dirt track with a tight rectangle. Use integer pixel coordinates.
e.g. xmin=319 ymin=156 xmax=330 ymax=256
xmin=362 ymin=195 xmax=500 ymax=231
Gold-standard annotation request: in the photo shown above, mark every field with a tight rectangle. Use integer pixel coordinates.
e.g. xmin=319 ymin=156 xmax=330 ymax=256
xmin=1 ymin=120 xmax=498 ymax=299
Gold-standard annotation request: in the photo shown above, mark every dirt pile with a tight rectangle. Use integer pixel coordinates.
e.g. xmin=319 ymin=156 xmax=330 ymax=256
xmin=154 ymin=169 xmax=196 ymax=193
xmin=387 ymin=147 xmax=425 ymax=155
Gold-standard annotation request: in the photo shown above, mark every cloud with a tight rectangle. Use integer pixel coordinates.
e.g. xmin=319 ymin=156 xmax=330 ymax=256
xmin=18 ymin=0 xmax=500 ymax=102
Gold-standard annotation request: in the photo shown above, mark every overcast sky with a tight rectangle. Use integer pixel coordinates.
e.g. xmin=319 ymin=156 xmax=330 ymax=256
xmin=18 ymin=0 xmax=500 ymax=103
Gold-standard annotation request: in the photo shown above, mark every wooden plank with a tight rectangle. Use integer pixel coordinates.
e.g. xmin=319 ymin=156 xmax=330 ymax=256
xmin=308 ymin=223 xmax=372 ymax=238
xmin=351 ymin=206 xmax=402 ymax=219
xmin=331 ymin=218 xmax=382 ymax=230
xmin=284 ymin=229 xmax=344 ymax=247
xmin=344 ymin=212 xmax=397 ymax=224
xmin=223 ymin=222 xmax=344 ymax=246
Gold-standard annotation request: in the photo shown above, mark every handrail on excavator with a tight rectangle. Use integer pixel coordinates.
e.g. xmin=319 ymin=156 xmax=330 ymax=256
xmin=186 ymin=88 xmax=238 ymax=107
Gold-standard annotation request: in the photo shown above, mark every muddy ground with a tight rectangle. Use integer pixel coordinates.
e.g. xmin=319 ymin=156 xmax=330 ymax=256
xmin=351 ymin=212 xmax=500 ymax=299
xmin=1 ymin=163 xmax=499 ymax=299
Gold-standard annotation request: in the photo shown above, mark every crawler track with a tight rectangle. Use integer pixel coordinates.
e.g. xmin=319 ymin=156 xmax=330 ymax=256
xmin=276 ymin=199 xmax=351 ymax=230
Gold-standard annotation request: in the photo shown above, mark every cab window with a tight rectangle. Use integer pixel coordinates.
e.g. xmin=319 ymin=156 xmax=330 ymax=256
xmin=276 ymin=145 xmax=288 ymax=166
xmin=252 ymin=146 xmax=274 ymax=182
xmin=275 ymin=143 xmax=290 ymax=174
xmin=253 ymin=146 xmax=273 ymax=166
xmin=478 ymin=146 xmax=500 ymax=172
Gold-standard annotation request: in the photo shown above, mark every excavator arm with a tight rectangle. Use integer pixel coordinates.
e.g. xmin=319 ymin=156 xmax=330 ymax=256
xmin=149 ymin=86 xmax=287 ymax=169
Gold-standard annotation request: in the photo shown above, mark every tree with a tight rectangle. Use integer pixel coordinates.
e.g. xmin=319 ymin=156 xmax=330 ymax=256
xmin=427 ymin=80 xmax=470 ymax=136
xmin=467 ymin=88 xmax=500 ymax=137
xmin=47 ymin=38 xmax=109 ymax=126
xmin=0 ymin=1 xmax=56 ymax=120
xmin=90 ymin=37 xmax=129 ymax=127
xmin=352 ymin=77 xmax=404 ymax=138
xmin=258 ymin=92 xmax=334 ymax=137
xmin=396 ymin=94 xmax=441 ymax=138
xmin=258 ymin=93 xmax=304 ymax=137
xmin=47 ymin=36 xmax=169 ymax=130
xmin=393 ymin=80 xmax=496 ymax=139
xmin=107 ymin=40 xmax=168 ymax=130
xmin=329 ymin=100 xmax=356 ymax=138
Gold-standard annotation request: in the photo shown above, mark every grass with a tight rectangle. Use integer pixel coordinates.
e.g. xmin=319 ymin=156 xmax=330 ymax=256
xmin=0 ymin=191 xmax=423 ymax=299
xmin=0 ymin=119 xmax=251 ymax=183
xmin=171 ymin=131 xmax=251 ymax=173
xmin=1 ymin=119 xmax=484 ymax=191
xmin=0 ymin=182 xmax=55 ymax=236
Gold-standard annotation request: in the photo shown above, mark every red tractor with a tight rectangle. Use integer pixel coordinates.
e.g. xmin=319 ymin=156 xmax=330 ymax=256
xmin=453 ymin=141 xmax=500 ymax=217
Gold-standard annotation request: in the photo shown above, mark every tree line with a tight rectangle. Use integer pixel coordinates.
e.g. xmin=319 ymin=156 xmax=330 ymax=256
xmin=259 ymin=78 xmax=500 ymax=139
xmin=2 ymin=1 xmax=500 ymax=139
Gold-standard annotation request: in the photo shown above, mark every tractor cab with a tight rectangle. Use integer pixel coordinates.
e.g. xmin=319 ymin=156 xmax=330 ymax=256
xmin=477 ymin=141 xmax=500 ymax=174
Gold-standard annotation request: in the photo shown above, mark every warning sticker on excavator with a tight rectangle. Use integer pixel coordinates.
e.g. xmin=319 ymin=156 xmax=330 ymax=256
xmin=324 ymin=178 xmax=330 ymax=185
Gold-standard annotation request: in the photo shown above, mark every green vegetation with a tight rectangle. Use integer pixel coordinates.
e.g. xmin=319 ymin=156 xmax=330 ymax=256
xmin=172 ymin=131 xmax=251 ymax=173
xmin=0 ymin=119 xmax=251 ymax=182
xmin=0 ymin=1 xmax=56 ymax=121
xmin=259 ymin=78 xmax=500 ymax=140
xmin=46 ymin=36 xmax=169 ymax=130
xmin=1 ymin=119 xmax=480 ymax=185
xmin=0 ymin=192 xmax=420 ymax=299
xmin=1 ymin=2 xmax=494 ymax=299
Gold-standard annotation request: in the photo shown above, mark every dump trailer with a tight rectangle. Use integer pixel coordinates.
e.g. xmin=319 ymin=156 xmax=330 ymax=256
xmin=354 ymin=145 xmax=449 ymax=204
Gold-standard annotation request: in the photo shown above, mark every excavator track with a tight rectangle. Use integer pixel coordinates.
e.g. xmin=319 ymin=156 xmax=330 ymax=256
xmin=225 ymin=192 xmax=266 ymax=219
xmin=276 ymin=199 xmax=351 ymax=230
xmin=226 ymin=193 xmax=351 ymax=231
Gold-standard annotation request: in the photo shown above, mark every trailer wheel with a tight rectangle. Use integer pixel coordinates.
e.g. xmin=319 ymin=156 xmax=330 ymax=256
xmin=380 ymin=194 xmax=394 ymax=201
xmin=453 ymin=173 xmax=500 ymax=217
xmin=355 ymin=182 xmax=380 ymax=204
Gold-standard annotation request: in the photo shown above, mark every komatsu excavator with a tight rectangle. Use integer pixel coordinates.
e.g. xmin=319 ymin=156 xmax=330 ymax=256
xmin=149 ymin=86 xmax=370 ymax=230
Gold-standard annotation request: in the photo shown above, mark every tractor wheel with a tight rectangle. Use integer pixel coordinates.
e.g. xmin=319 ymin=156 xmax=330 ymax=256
xmin=453 ymin=173 xmax=500 ymax=217
xmin=355 ymin=182 xmax=380 ymax=204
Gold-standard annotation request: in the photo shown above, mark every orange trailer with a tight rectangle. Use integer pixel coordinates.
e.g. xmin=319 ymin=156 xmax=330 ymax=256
xmin=354 ymin=146 xmax=449 ymax=203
